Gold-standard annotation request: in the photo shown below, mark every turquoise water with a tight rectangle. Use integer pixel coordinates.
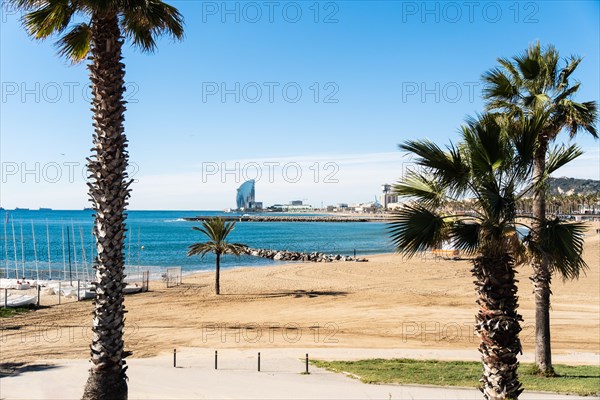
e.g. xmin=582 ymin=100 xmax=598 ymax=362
xmin=0 ymin=210 xmax=393 ymax=280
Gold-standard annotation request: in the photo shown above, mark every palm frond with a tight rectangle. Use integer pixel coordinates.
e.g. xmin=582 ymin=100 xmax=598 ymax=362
xmin=514 ymin=52 xmax=541 ymax=80
xmin=393 ymin=172 xmax=445 ymax=207
xmin=399 ymin=140 xmax=470 ymax=194
xmin=56 ymin=22 xmax=91 ymax=63
xmin=547 ymin=144 xmax=583 ymax=175
xmin=22 ymin=0 xmax=74 ymax=39
xmin=533 ymin=219 xmax=588 ymax=280
xmin=450 ymin=221 xmax=481 ymax=256
xmin=223 ymin=243 xmax=247 ymax=256
xmin=189 ymin=217 xmax=246 ymax=258
xmin=121 ymin=0 xmax=184 ymax=52
xmin=462 ymin=114 xmax=510 ymax=177
xmin=557 ymin=56 xmax=582 ymax=90
xmin=222 ymin=221 xmax=236 ymax=241
xmin=9 ymin=0 xmax=46 ymax=10
xmin=477 ymin=180 xmax=508 ymax=222
xmin=388 ymin=205 xmax=447 ymax=258
xmin=482 ymin=67 xmax=520 ymax=105
xmin=554 ymin=82 xmax=581 ymax=103
xmin=497 ymin=57 xmax=522 ymax=85
xmin=192 ymin=225 xmax=213 ymax=240
xmin=555 ymin=100 xmax=598 ymax=138
xmin=187 ymin=242 xmax=214 ymax=258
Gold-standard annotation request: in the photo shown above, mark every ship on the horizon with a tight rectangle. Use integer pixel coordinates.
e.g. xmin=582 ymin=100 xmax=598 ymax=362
xmin=83 ymin=207 xmax=93 ymax=211
xmin=14 ymin=207 xmax=30 ymax=211
xmin=39 ymin=207 xmax=52 ymax=211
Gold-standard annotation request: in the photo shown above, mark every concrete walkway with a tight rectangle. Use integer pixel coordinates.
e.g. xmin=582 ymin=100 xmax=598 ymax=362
xmin=0 ymin=349 xmax=597 ymax=399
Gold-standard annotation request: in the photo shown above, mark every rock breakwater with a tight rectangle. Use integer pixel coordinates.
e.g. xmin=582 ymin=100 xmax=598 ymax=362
xmin=241 ymin=247 xmax=368 ymax=263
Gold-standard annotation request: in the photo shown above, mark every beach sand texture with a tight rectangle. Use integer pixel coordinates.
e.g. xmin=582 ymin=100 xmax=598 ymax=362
xmin=1 ymin=226 xmax=598 ymax=364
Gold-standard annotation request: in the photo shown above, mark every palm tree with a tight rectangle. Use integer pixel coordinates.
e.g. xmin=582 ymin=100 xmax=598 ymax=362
xmin=11 ymin=1 xmax=184 ymax=398
xmin=390 ymin=114 xmax=587 ymax=399
xmin=482 ymin=42 xmax=598 ymax=374
xmin=188 ymin=217 xmax=247 ymax=295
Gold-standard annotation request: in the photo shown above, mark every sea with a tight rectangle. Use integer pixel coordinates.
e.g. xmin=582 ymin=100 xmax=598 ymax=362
xmin=0 ymin=210 xmax=393 ymax=280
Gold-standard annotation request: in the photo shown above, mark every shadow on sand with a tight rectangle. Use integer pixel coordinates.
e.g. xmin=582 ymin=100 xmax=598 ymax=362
xmin=222 ymin=290 xmax=348 ymax=299
xmin=0 ymin=362 xmax=60 ymax=378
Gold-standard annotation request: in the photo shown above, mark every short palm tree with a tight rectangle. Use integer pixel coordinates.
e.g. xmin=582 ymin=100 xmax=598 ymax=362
xmin=11 ymin=1 xmax=184 ymax=398
xmin=482 ymin=42 xmax=597 ymax=374
xmin=188 ymin=217 xmax=247 ymax=295
xmin=390 ymin=114 xmax=586 ymax=399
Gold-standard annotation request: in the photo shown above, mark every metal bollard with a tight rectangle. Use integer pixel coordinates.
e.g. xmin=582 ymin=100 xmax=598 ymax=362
xmin=77 ymin=279 xmax=81 ymax=301
xmin=173 ymin=349 xmax=177 ymax=368
xmin=37 ymin=286 xmax=41 ymax=306
xmin=305 ymin=353 xmax=309 ymax=374
xmin=3 ymin=288 xmax=7 ymax=308
xmin=215 ymin=350 xmax=218 ymax=370
xmin=258 ymin=352 xmax=261 ymax=372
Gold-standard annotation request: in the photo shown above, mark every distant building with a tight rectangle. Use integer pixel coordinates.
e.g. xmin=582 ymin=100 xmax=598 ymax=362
xmin=268 ymin=204 xmax=285 ymax=212
xmin=286 ymin=204 xmax=313 ymax=212
xmin=267 ymin=203 xmax=312 ymax=212
xmin=290 ymin=200 xmax=303 ymax=206
xmin=380 ymin=184 xmax=400 ymax=209
xmin=236 ymin=180 xmax=256 ymax=210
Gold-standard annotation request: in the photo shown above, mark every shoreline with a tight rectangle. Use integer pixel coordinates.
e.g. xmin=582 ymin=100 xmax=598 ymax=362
xmin=184 ymin=215 xmax=393 ymax=223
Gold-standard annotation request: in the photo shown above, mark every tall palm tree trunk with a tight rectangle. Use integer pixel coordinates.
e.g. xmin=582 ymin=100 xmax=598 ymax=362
xmin=83 ymin=11 xmax=130 ymax=400
xmin=473 ymin=253 xmax=523 ymax=400
xmin=215 ymin=252 xmax=221 ymax=295
xmin=531 ymin=142 xmax=554 ymax=375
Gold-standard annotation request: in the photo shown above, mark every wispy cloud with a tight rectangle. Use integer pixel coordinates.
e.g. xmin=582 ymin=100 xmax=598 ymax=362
xmin=2 ymin=149 xmax=598 ymax=210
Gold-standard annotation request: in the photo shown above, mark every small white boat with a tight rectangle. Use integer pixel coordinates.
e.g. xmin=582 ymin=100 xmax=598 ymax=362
xmin=0 ymin=294 xmax=36 ymax=307
xmin=61 ymin=286 xmax=95 ymax=300
xmin=0 ymin=279 xmax=31 ymax=290
xmin=124 ymin=284 xmax=142 ymax=294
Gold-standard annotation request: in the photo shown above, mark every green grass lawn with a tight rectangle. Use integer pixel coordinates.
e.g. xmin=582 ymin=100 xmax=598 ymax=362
xmin=0 ymin=306 xmax=33 ymax=318
xmin=311 ymin=359 xmax=600 ymax=396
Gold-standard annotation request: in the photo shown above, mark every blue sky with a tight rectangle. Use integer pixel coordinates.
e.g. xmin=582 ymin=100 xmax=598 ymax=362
xmin=1 ymin=0 xmax=599 ymax=210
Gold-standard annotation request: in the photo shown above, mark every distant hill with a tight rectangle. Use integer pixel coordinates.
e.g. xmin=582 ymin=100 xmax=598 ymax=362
xmin=547 ymin=177 xmax=600 ymax=196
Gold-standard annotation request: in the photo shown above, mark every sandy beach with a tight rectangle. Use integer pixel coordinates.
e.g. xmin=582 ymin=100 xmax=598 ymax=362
xmin=1 ymin=224 xmax=598 ymax=366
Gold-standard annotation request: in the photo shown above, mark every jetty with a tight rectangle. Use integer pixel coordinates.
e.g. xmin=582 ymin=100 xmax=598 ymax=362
xmin=183 ymin=215 xmax=392 ymax=223
xmin=242 ymin=247 xmax=368 ymax=262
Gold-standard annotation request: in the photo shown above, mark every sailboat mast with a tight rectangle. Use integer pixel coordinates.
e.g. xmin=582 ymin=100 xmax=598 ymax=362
xmin=137 ymin=226 xmax=141 ymax=282
xmin=79 ymin=227 xmax=88 ymax=282
xmin=67 ymin=226 xmax=73 ymax=285
xmin=127 ymin=225 xmax=131 ymax=268
xmin=31 ymin=220 xmax=39 ymax=281
xmin=61 ymin=224 xmax=67 ymax=281
xmin=90 ymin=227 xmax=94 ymax=274
xmin=46 ymin=219 xmax=51 ymax=280
xmin=3 ymin=215 xmax=9 ymax=279
xmin=11 ymin=218 xmax=18 ymax=279
xmin=20 ymin=222 xmax=25 ymax=278
xmin=71 ymin=222 xmax=78 ymax=281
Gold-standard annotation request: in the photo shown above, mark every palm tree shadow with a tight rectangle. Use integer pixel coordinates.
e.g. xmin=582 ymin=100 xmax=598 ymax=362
xmin=222 ymin=290 xmax=348 ymax=299
xmin=0 ymin=362 xmax=59 ymax=378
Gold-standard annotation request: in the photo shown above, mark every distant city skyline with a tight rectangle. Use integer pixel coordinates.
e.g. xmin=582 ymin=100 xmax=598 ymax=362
xmin=1 ymin=1 xmax=599 ymax=210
